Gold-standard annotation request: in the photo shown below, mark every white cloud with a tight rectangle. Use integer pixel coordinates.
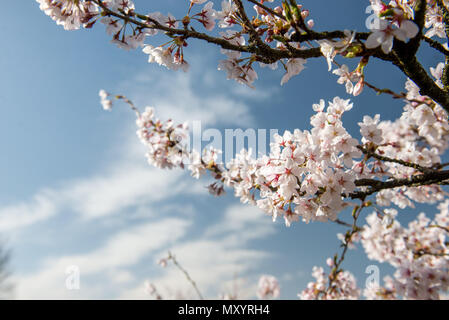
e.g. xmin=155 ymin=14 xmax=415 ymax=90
xmin=0 ymin=164 xmax=203 ymax=232
xmin=64 ymin=165 xmax=186 ymax=219
xmin=121 ymin=67 xmax=260 ymax=127
xmin=0 ymin=192 xmax=57 ymax=232
xmin=13 ymin=218 xmax=190 ymax=299
xmin=205 ymin=204 xmax=276 ymax=243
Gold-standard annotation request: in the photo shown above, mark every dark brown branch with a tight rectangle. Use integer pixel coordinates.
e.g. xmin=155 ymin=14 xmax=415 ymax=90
xmin=363 ymin=81 xmax=434 ymax=106
xmin=390 ymin=51 xmax=449 ymax=111
xmin=436 ymin=0 xmax=449 ymax=91
xmin=95 ymin=0 xmax=449 ymax=112
xmin=350 ymin=170 xmax=449 ymax=200
xmin=406 ymin=0 xmax=426 ymax=56
xmin=234 ymin=0 xmax=267 ymax=49
xmin=429 ymin=224 xmax=449 ymax=233
xmin=387 ymin=0 xmax=449 ymax=111
xmin=333 ymin=219 xmax=353 ymax=228
xmin=413 ymin=249 xmax=449 ymax=258
xmin=423 ymin=36 xmax=449 ymax=56
xmin=94 ymin=0 xmax=321 ymax=64
xmin=291 ymin=30 xmax=369 ymax=43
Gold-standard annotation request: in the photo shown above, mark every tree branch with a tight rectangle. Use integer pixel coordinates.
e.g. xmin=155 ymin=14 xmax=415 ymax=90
xmin=406 ymin=0 xmax=426 ymax=56
xmin=94 ymin=0 xmax=322 ymax=64
xmin=350 ymin=170 xmax=449 ymax=199
xmin=363 ymin=80 xmax=434 ymax=106
xmin=95 ymin=1 xmax=449 ymax=111
xmin=391 ymin=50 xmax=449 ymax=111
xmin=324 ymin=204 xmax=363 ymax=297
xmin=246 ymin=0 xmax=286 ymax=21
xmin=423 ymin=36 xmax=449 ymax=56
xmin=167 ymin=251 xmax=204 ymax=300
xmin=234 ymin=0 xmax=267 ymax=49
xmin=435 ymin=0 xmax=449 ymax=91
xmin=357 ymin=145 xmax=434 ymax=173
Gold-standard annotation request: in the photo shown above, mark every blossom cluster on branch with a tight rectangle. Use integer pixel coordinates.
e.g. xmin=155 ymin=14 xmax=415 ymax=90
xmin=37 ymin=0 xmax=449 ymax=107
xmin=360 ymin=202 xmax=449 ymax=299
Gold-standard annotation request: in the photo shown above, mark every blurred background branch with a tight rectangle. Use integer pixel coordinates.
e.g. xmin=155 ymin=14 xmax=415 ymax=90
xmin=0 ymin=240 xmax=13 ymax=299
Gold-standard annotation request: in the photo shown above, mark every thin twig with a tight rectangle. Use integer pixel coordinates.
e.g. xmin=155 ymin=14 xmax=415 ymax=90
xmin=423 ymin=36 xmax=449 ymax=56
xmin=429 ymin=224 xmax=449 ymax=233
xmin=168 ymin=251 xmax=204 ymax=300
xmin=245 ymin=0 xmax=286 ymax=21
xmin=323 ymin=204 xmax=364 ymax=297
xmin=94 ymin=0 xmax=321 ymax=64
xmin=363 ymin=81 xmax=434 ymax=107
xmin=234 ymin=0 xmax=267 ymax=49
xmin=333 ymin=219 xmax=353 ymax=228
xmin=357 ymin=145 xmax=434 ymax=174
xmin=436 ymin=0 xmax=449 ymax=17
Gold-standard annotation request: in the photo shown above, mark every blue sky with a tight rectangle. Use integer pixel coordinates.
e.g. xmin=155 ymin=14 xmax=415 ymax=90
xmin=0 ymin=1 xmax=444 ymax=299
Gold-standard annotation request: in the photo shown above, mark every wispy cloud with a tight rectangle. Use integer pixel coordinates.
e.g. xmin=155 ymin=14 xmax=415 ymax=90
xmin=13 ymin=218 xmax=190 ymax=299
xmin=0 ymin=191 xmax=58 ymax=233
xmin=118 ymin=55 xmax=276 ymax=128
xmin=0 ymin=164 xmax=202 ymax=232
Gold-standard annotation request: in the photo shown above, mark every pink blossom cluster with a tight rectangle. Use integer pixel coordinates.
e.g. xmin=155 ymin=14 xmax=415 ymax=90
xmin=123 ymin=74 xmax=449 ymax=226
xmin=425 ymin=0 xmax=449 ymax=38
xmin=257 ymin=275 xmax=281 ymax=299
xmin=299 ymin=264 xmax=360 ymax=300
xmin=131 ymin=95 xmax=363 ymax=227
xmin=360 ymin=201 xmax=449 ymax=299
xmin=33 ymin=1 xmax=322 ymax=86
xmin=366 ymin=0 xmax=419 ymax=54
xmin=36 ymin=0 xmax=99 ymax=30
xmin=135 ymin=107 xmax=190 ymax=169
xmin=372 ymin=65 xmax=449 ymax=209
xmin=103 ymin=67 xmax=449 ymax=297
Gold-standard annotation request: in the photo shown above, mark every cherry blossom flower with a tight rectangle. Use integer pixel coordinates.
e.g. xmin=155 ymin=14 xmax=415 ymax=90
xmin=36 ymin=0 xmax=99 ymax=30
xmin=365 ymin=19 xmax=419 ymax=54
xmin=425 ymin=4 xmax=446 ymax=39
xmin=99 ymin=89 xmax=112 ymax=111
xmin=299 ymin=264 xmax=360 ymax=300
xmin=218 ymin=59 xmax=258 ymax=87
xmin=333 ymin=64 xmax=361 ymax=95
xmin=257 ymin=275 xmax=280 ymax=299
xmin=281 ymin=58 xmax=306 ymax=85
xmin=214 ymin=0 xmax=237 ymax=28
xmin=319 ymin=30 xmax=355 ymax=71
xmin=431 ymin=62 xmax=445 ymax=89
xmin=100 ymin=17 xmax=122 ymax=35
xmin=359 ymin=114 xmax=383 ymax=144
xmin=360 ymin=203 xmax=449 ymax=300
xmin=194 ymin=2 xmax=216 ymax=31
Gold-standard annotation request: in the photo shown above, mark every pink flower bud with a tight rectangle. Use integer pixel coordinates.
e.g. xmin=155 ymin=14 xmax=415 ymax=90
xmin=353 ymin=78 xmax=364 ymax=97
